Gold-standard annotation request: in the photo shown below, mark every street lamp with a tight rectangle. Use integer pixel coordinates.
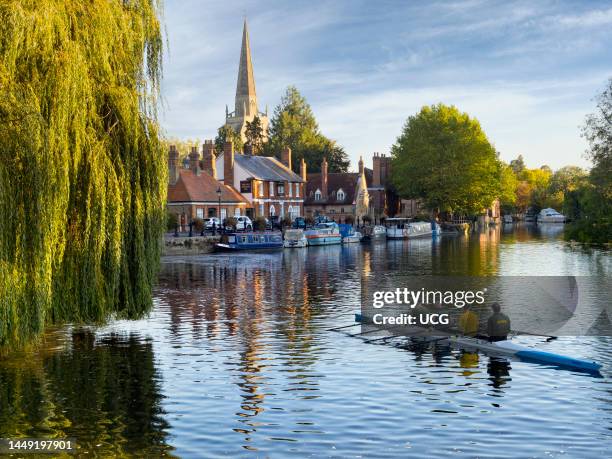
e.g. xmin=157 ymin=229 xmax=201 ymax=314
xmin=217 ymin=186 xmax=222 ymax=232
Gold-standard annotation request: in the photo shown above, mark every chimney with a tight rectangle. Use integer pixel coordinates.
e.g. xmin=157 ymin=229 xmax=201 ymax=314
xmin=321 ymin=157 xmax=328 ymax=198
xmin=202 ymin=140 xmax=217 ymax=179
xmin=300 ymin=158 xmax=307 ymax=182
xmin=189 ymin=146 xmax=200 ymax=175
xmin=168 ymin=145 xmax=179 ymax=185
xmin=224 ymin=141 xmax=235 ymax=187
xmin=281 ymin=147 xmax=292 ymax=171
xmin=358 ymin=155 xmax=364 ymax=176
xmin=372 ymin=152 xmax=381 ymax=187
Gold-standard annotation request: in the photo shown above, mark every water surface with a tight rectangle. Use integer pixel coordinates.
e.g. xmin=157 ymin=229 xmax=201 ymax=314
xmin=0 ymin=224 xmax=610 ymax=457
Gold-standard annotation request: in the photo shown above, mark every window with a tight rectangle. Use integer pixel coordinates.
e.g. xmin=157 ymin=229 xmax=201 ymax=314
xmin=234 ymin=208 xmax=241 ymax=217
xmin=295 ymin=183 xmax=300 ymax=197
xmin=337 ymin=188 xmax=345 ymax=201
xmin=277 ymin=182 xmax=285 ymax=196
xmin=270 ymin=205 xmax=276 ymax=217
xmin=315 ymin=189 xmax=322 ymax=201
xmin=288 ymin=183 xmax=293 ymax=197
xmin=269 ymin=182 xmax=274 ymax=196
xmin=196 ymin=208 xmax=204 ymax=219
xmin=221 ymin=208 xmax=227 ymax=220
xmin=259 ymin=203 xmax=264 ymax=216
xmin=258 ymin=181 xmax=264 ymax=197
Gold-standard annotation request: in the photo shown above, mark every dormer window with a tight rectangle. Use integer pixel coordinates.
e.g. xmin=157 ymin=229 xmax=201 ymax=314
xmin=314 ymin=189 xmax=322 ymax=201
xmin=337 ymin=188 xmax=345 ymax=201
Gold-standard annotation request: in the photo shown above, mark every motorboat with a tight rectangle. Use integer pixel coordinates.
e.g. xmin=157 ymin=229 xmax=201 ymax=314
xmin=283 ymin=229 xmax=307 ymax=248
xmin=304 ymin=222 xmax=342 ymax=246
xmin=339 ymin=224 xmax=362 ymax=243
xmin=537 ymin=208 xmax=566 ymax=223
xmin=385 ymin=218 xmax=440 ymax=239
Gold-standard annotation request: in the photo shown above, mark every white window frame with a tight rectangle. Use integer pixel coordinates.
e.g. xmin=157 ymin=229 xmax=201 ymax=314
xmin=269 ymin=182 xmax=274 ymax=196
xmin=258 ymin=181 xmax=264 ymax=197
xmin=315 ymin=189 xmax=322 ymax=201
xmin=221 ymin=208 xmax=227 ymax=220
xmin=234 ymin=208 xmax=241 ymax=217
xmin=270 ymin=205 xmax=276 ymax=217
xmin=337 ymin=188 xmax=345 ymax=201
xmin=296 ymin=183 xmax=300 ymax=197
xmin=259 ymin=203 xmax=264 ymax=216
xmin=196 ymin=208 xmax=204 ymax=219
xmin=288 ymin=182 xmax=293 ymax=197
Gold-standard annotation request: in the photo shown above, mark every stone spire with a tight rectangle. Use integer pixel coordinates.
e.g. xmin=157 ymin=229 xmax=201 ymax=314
xmin=235 ymin=19 xmax=257 ymax=118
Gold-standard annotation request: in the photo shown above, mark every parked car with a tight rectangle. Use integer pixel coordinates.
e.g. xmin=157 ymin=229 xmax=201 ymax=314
xmin=235 ymin=216 xmax=253 ymax=231
xmin=293 ymin=217 xmax=306 ymax=229
xmin=204 ymin=217 xmax=221 ymax=229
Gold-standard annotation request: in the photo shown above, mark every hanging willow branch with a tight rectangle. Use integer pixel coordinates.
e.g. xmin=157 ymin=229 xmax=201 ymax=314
xmin=0 ymin=0 xmax=166 ymax=347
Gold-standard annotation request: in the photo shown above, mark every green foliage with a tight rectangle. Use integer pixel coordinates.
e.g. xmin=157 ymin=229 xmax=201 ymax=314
xmin=161 ymin=137 xmax=201 ymax=163
xmin=192 ymin=218 xmax=204 ymax=233
xmin=214 ymin=124 xmax=243 ymax=153
xmin=253 ymin=216 xmax=267 ymax=231
xmin=0 ymin=0 xmax=165 ymax=347
xmin=510 ymin=155 xmax=526 ymax=174
xmin=166 ymin=211 xmax=178 ymax=231
xmin=390 ymin=104 xmax=501 ymax=216
xmin=265 ymin=86 xmax=350 ymax=173
xmin=499 ymin=163 xmax=518 ymax=210
xmin=566 ymin=78 xmax=612 ymax=244
xmin=245 ymin=115 xmax=265 ymax=154
xmin=224 ymin=216 xmax=237 ymax=230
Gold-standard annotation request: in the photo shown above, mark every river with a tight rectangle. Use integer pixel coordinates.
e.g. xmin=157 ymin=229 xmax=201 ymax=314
xmin=0 ymin=224 xmax=610 ymax=457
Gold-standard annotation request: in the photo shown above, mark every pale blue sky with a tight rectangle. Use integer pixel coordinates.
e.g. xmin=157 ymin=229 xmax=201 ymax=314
xmin=161 ymin=0 xmax=612 ymax=171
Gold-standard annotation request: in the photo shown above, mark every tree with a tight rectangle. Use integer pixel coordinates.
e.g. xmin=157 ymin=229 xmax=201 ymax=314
xmin=161 ymin=137 xmax=202 ymax=163
xmin=499 ymin=163 xmax=518 ymax=211
xmin=214 ymin=124 xmax=243 ymax=153
xmin=0 ymin=0 xmax=165 ymax=347
xmin=265 ymin=86 xmax=350 ymax=172
xmin=390 ymin=104 xmax=501 ymax=216
xmin=510 ymin=155 xmax=526 ymax=174
xmin=245 ymin=115 xmax=265 ymax=154
xmin=583 ymin=78 xmax=612 ymax=199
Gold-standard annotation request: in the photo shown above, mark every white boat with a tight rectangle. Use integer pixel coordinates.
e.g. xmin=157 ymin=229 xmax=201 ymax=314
xmin=537 ymin=208 xmax=566 ymax=223
xmin=503 ymin=215 xmax=513 ymax=224
xmin=342 ymin=232 xmax=362 ymax=244
xmin=385 ymin=218 xmax=440 ymax=239
xmin=283 ymin=229 xmax=307 ymax=248
xmin=305 ymin=222 xmax=342 ymax=246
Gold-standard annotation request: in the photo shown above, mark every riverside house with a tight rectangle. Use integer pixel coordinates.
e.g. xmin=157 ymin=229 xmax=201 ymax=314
xmin=215 ymin=141 xmax=305 ymax=220
xmin=167 ymin=144 xmax=251 ymax=230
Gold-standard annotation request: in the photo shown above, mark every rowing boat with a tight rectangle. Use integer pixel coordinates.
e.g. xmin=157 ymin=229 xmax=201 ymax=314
xmin=352 ymin=313 xmax=602 ymax=373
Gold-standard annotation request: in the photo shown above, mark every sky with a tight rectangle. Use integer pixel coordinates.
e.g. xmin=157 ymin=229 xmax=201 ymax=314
xmin=161 ymin=0 xmax=612 ymax=171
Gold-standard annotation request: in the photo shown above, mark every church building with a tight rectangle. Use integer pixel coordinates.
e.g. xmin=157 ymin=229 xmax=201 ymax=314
xmin=224 ymin=20 xmax=269 ymax=142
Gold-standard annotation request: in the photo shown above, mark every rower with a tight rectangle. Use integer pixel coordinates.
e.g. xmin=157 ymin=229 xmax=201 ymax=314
xmin=458 ymin=305 xmax=479 ymax=337
xmin=487 ymin=303 xmax=511 ymax=342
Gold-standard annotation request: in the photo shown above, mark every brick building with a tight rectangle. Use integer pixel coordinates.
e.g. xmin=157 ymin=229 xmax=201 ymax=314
xmin=167 ymin=144 xmax=251 ymax=228
xmin=215 ymin=142 xmax=305 ymax=220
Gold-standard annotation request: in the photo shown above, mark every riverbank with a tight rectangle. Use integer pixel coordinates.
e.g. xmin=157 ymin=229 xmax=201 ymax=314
xmin=163 ymin=234 xmax=220 ymax=256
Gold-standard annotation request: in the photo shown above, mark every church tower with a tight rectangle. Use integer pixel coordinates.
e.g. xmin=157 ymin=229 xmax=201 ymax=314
xmin=225 ymin=20 xmax=269 ymax=144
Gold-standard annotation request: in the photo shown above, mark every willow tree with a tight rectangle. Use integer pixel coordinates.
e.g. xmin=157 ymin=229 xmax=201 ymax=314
xmin=0 ymin=0 xmax=166 ymax=347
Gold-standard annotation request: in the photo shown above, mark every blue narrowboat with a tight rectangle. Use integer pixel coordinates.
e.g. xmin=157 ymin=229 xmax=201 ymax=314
xmin=215 ymin=232 xmax=283 ymax=251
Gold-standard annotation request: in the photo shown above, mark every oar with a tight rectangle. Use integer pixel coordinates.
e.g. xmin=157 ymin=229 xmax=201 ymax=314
xmin=512 ymin=330 xmax=558 ymax=342
xmin=327 ymin=323 xmax=360 ymax=332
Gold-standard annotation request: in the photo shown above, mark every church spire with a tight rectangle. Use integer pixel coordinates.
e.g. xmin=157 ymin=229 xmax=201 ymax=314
xmin=235 ymin=19 xmax=257 ymax=118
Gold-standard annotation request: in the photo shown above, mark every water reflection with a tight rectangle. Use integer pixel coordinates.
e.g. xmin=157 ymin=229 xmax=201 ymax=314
xmin=0 ymin=330 xmax=172 ymax=457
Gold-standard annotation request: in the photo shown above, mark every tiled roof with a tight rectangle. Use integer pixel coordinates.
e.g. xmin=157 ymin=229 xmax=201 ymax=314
xmin=305 ymin=168 xmax=372 ymax=205
xmin=219 ymin=153 xmax=304 ymax=182
xmin=168 ymin=169 xmax=249 ymax=204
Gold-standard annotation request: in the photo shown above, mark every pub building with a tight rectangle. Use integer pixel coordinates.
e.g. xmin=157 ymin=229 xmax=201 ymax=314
xmin=215 ymin=141 xmax=305 ymax=220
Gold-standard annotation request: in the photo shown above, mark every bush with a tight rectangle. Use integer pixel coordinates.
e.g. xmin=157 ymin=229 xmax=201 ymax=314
xmin=344 ymin=215 xmax=355 ymax=225
xmin=166 ymin=211 xmax=178 ymax=231
xmin=192 ymin=217 xmax=204 ymax=232
xmin=362 ymin=215 xmax=372 ymax=224
xmin=281 ymin=215 xmax=292 ymax=228
xmin=224 ymin=216 xmax=237 ymax=230
xmin=565 ymin=218 xmax=612 ymax=245
xmin=304 ymin=215 xmax=315 ymax=226
xmin=253 ymin=216 xmax=267 ymax=231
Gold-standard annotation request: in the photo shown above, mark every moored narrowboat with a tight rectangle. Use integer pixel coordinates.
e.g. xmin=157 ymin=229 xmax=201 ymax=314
xmin=305 ymin=222 xmax=342 ymax=246
xmin=215 ymin=232 xmax=283 ymax=251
